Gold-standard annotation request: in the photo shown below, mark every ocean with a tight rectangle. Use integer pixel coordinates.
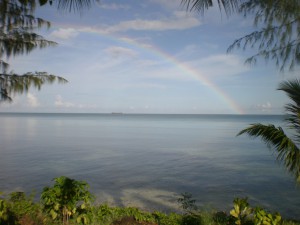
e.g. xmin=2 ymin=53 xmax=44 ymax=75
xmin=0 ymin=113 xmax=299 ymax=219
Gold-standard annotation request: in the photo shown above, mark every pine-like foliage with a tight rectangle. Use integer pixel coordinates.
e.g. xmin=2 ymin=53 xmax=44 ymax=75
xmin=182 ymin=0 xmax=300 ymax=71
xmin=231 ymin=0 xmax=300 ymax=71
xmin=0 ymin=0 xmax=67 ymax=102
xmin=0 ymin=72 xmax=67 ymax=102
xmin=237 ymin=79 xmax=300 ymax=183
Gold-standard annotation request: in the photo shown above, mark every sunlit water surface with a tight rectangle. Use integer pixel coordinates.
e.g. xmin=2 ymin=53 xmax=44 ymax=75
xmin=0 ymin=113 xmax=299 ymax=219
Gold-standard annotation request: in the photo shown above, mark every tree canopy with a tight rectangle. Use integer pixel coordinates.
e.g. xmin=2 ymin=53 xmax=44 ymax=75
xmin=0 ymin=0 xmax=69 ymax=102
xmin=182 ymin=0 xmax=300 ymax=71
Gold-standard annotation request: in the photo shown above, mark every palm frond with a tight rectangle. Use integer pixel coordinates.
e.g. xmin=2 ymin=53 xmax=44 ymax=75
xmin=237 ymin=123 xmax=300 ymax=181
xmin=53 ymin=0 xmax=99 ymax=12
xmin=277 ymin=80 xmax=300 ymax=141
xmin=181 ymin=0 xmax=240 ymax=15
xmin=278 ymin=79 xmax=300 ymax=107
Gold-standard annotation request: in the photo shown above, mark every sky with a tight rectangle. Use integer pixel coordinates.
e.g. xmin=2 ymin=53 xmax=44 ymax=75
xmin=1 ymin=0 xmax=299 ymax=114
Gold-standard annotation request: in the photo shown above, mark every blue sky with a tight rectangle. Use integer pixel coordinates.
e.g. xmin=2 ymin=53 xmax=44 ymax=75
xmin=1 ymin=0 xmax=298 ymax=114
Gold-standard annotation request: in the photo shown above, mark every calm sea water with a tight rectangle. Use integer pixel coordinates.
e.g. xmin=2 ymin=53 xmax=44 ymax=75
xmin=0 ymin=113 xmax=299 ymax=219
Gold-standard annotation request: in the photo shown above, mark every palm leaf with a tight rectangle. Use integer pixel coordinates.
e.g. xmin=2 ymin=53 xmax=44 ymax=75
xmin=278 ymin=80 xmax=300 ymax=142
xmin=181 ymin=0 xmax=240 ymax=15
xmin=238 ymin=123 xmax=300 ymax=182
xmin=52 ymin=0 xmax=99 ymax=12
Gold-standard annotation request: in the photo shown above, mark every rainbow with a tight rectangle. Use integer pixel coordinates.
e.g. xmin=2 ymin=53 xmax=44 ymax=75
xmin=53 ymin=24 xmax=244 ymax=114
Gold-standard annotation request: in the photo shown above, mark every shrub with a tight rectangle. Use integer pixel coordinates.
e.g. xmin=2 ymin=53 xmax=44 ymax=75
xmin=41 ymin=176 xmax=94 ymax=225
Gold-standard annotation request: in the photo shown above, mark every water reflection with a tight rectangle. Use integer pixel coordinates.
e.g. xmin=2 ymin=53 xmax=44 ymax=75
xmin=0 ymin=113 xmax=299 ymax=219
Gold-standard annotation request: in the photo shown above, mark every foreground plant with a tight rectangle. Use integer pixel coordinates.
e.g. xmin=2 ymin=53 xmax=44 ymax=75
xmin=177 ymin=192 xmax=198 ymax=212
xmin=0 ymin=177 xmax=298 ymax=225
xmin=230 ymin=198 xmax=252 ymax=225
xmin=238 ymin=79 xmax=300 ymax=183
xmin=254 ymin=207 xmax=281 ymax=225
xmin=0 ymin=192 xmax=8 ymax=223
xmin=41 ymin=176 xmax=94 ymax=224
xmin=0 ymin=191 xmax=45 ymax=225
xmin=230 ymin=198 xmax=282 ymax=225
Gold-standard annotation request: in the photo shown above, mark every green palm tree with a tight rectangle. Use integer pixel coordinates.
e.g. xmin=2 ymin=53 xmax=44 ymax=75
xmin=237 ymin=79 xmax=300 ymax=183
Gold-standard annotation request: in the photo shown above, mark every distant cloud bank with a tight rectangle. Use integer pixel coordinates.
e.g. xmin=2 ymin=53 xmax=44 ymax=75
xmin=50 ymin=28 xmax=79 ymax=40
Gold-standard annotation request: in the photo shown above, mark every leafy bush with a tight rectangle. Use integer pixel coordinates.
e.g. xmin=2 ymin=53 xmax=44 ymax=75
xmin=9 ymin=192 xmax=38 ymax=219
xmin=230 ymin=198 xmax=253 ymax=225
xmin=0 ymin=191 xmax=45 ymax=225
xmin=0 ymin=193 xmax=9 ymax=224
xmin=213 ymin=211 xmax=233 ymax=225
xmin=254 ymin=207 xmax=281 ymax=225
xmin=230 ymin=198 xmax=283 ymax=225
xmin=1 ymin=178 xmax=300 ymax=225
xmin=41 ymin=176 xmax=94 ymax=225
xmin=181 ymin=213 xmax=202 ymax=225
xmin=153 ymin=211 xmax=182 ymax=225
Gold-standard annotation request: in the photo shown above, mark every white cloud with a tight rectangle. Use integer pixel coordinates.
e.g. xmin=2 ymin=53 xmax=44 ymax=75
xmin=55 ymin=95 xmax=75 ymax=108
xmin=104 ymin=12 xmax=201 ymax=33
xmin=131 ymin=53 xmax=247 ymax=83
xmin=199 ymin=54 xmax=242 ymax=67
xmin=118 ymin=83 xmax=166 ymax=89
xmin=150 ymin=0 xmax=182 ymax=10
xmin=104 ymin=46 xmax=138 ymax=58
xmin=26 ymin=93 xmax=39 ymax=107
xmin=173 ymin=11 xmax=191 ymax=19
xmin=188 ymin=54 xmax=248 ymax=78
xmin=54 ymin=95 xmax=97 ymax=109
xmin=256 ymin=102 xmax=272 ymax=112
xmin=0 ymin=96 xmax=20 ymax=108
xmin=118 ymin=36 xmax=153 ymax=48
xmin=98 ymin=3 xmax=130 ymax=10
xmin=50 ymin=28 xmax=79 ymax=40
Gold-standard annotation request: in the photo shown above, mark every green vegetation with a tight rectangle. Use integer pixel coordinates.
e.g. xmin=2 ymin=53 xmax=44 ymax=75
xmin=41 ymin=176 xmax=94 ymax=224
xmin=0 ymin=176 xmax=299 ymax=225
xmin=229 ymin=198 xmax=282 ymax=225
